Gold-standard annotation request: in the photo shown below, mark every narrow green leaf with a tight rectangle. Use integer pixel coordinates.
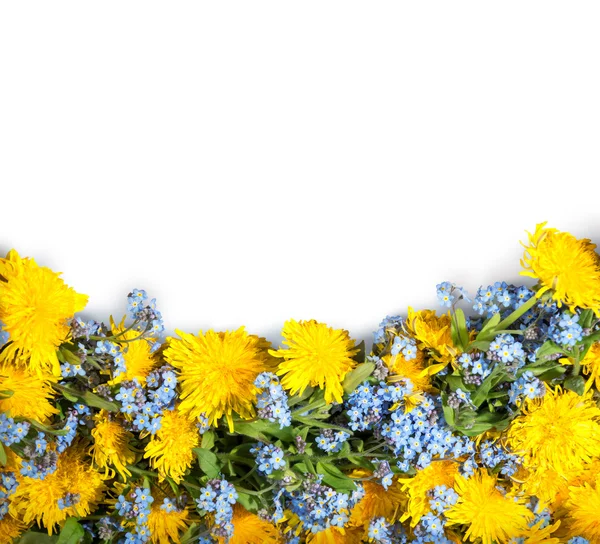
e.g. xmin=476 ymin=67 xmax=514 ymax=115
xmin=180 ymin=522 xmax=198 ymax=544
xmin=53 ymin=384 xmax=119 ymax=412
xmin=0 ymin=442 xmax=7 ymax=466
xmin=440 ymin=393 xmax=455 ymax=426
xmin=342 ymin=361 xmax=375 ymax=394
xmin=0 ymin=390 xmax=14 ymax=399
xmin=456 ymin=309 xmax=469 ymax=350
xmin=476 ymin=313 xmax=501 ymax=341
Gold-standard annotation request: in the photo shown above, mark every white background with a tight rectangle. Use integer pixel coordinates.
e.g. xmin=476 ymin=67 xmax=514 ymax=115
xmin=1 ymin=2 xmax=599 ymax=348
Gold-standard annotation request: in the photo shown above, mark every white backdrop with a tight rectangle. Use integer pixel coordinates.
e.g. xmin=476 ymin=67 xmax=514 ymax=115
xmin=1 ymin=2 xmax=599 ymax=348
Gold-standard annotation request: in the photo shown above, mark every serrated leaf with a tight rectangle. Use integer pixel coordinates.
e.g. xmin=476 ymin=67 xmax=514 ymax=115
xmin=56 ymin=518 xmax=84 ymax=544
xmin=193 ymin=448 xmax=222 ymax=478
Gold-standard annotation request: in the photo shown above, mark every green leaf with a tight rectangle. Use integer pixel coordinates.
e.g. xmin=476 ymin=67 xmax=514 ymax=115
xmin=579 ymin=309 xmax=595 ymax=329
xmin=234 ymin=420 xmax=294 ymax=443
xmin=201 ymin=430 xmax=215 ymax=450
xmin=286 ymin=386 xmax=315 ymax=407
xmin=456 ymin=411 xmax=510 ymax=436
xmin=477 ymin=313 xmax=501 ymax=340
xmin=455 ymin=309 xmax=469 ymax=350
xmin=467 ymin=340 xmax=491 ymax=352
xmin=581 ymin=330 xmax=600 ymax=347
xmin=16 ymin=533 xmax=59 ymax=544
xmin=316 ymin=462 xmax=356 ymax=492
xmin=342 ymin=361 xmax=375 ymax=394
xmin=236 ymin=492 xmax=258 ymax=512
xmin=353 ymin=340 xmax=366 ymax=363
xmin=0 ymin=389 xmax=14 ymax=399
xmin=56 ymin=518 xmax=85 ymax=544
xmin=59 ymin=346 xmax=83 ymax=367
xmin=535 ymin=341 xmax=564 ymax=362
xmin=564 ymin=375 xmax=586 ymax=396
xmin=471 ymin=366 xmax=507 ymax=408
xmin=293 ymin=462 xmax=308 ymax=474
xmin=440 ymin=393 xmax=455 ymax=426
xmin=53 ymin=384 xmax=119 ymax=412
xmin=445 ymin=375 xmax=469 ymax=392
xmin=193 ymin=448 xmax=222 ymax=478
xmin=0 ymin=442 xmax=7 ymax=466
xmin=180 ymin=523 xmax=198 ymax=544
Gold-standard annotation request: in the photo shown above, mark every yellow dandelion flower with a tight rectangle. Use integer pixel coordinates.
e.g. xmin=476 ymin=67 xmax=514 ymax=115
xmin=0 ymin=364 xmax=58 ymax=423
xmin=305 ymin=526 xmax=363 ymax=544
xmin=108 ymin=317 xmax=157 ymax=385
xmin=561 ymin=474 xmax=600 ymax=543
xmin=382 ymin=351 xmax=433 ymax=394
xmin=550 ymin=460 xmax=600 ymax=526
xmin=0 ymin=514 xmax=25 ymax=543
xmin=405 ymin=308 xmax=456 ymax=372
xmin=144 ymin=409 xmax=199 ymax=483
xmin=445 ymin=470 xmax=532 ymax=544
xmin=521 ymin=222 xmax=600 ymax=315
xmin=0 ymin=249 xmax=88 ymax=376
xmin=147 ymin=488 xmax=190 ymax=544
xmin=581 ymin=342 xmax=600 ymax=393
xmin=400 ymin=460 xmax=459 ymax=525
xmin=505 ymin=387 xmax=600 ymax=504
xmin=515 ymin=519 xmax=561 ymax=544
xmin=10 ymin=443 xmax=105 ymax=534
xmin=216 ymin=505 xmax=281 ymax=544
xmin=349 ymin=470 xmax=407 ymax=527
xmin=164 ymin=327 xmax=274 ymax=431
xmin=90 ymin=410 xmax=136 ymax=479
xmin=270 ymin=319 xmax=359 ymax=404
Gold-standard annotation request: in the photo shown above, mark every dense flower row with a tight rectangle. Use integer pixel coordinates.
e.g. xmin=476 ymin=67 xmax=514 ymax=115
xmin=0 ymin=222 xmax=600 ymax=543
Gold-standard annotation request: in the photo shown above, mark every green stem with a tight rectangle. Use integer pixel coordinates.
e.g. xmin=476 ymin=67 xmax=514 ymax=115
xmin=235 ymin=482 xmax=278 ymax=496
xmin=127 ymin=465 xmax=158 ymax=478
